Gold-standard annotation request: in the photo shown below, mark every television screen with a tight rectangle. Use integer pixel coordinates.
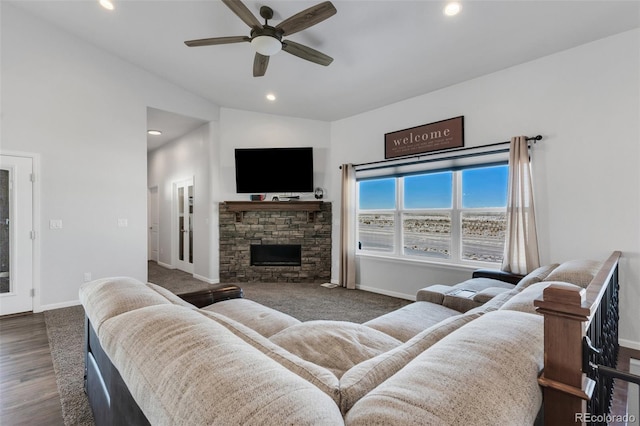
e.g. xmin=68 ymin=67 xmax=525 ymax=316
xmin=234 ymin=147 xmax=314 ymax=193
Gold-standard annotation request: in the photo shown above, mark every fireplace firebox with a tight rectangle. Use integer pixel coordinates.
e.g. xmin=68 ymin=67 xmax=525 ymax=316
xmin=250 ymin=244 xmax=302 ymax=266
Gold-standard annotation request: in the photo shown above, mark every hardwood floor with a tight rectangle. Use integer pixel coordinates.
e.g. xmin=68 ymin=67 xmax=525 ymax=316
xmin=0 ymin=312 xmax=64 ymax=425
xmin=0 ymin=309 xmax=637 ymax=426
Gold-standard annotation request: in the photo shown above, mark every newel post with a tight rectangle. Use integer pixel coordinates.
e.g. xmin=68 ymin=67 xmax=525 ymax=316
xmin=534 ymin=283 xmax=594 ymax=426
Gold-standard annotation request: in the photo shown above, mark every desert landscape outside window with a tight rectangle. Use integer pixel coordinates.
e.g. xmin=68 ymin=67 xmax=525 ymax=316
xmin=357 ymin=164 xmax=508 ymax=266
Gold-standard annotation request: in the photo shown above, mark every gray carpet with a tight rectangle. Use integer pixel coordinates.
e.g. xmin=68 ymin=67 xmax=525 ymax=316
xmin=45 ymin=262 xmax=412 ymax=425
xmin=44 ymin=305 xmax=94 ymax=426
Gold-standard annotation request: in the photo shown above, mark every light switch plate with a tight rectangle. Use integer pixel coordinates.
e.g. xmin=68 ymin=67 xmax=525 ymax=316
xmin=49 ymin=219 xmax=63 ymax=229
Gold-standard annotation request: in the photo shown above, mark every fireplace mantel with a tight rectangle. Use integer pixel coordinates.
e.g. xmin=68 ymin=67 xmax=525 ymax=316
xmin=224 ymin=201 xmax=324 ymax=222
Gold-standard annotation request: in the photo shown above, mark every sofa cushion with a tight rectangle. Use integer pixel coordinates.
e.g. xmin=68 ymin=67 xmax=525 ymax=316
xmin=466 ymin=288 xmax=520 ymax=314
xmin=362 ymin=301 xmax=460 ymax=342
xmin=339 ymin=311 xmax=480 ymax=414
xmin=197 ymin=309 xmax=340 ymax=403
xmin=501 ymin=281 xmax=582 ymax=315
xmin=202 ymin=298 xmax=300 ymax=338
xmin=99 ymin=305 xmax=344 ymax=426
xmin=269 ymin=320 xmax=402 ymax=378
xmin=415 ymin=284 xmax=452 ymax=304
xmin=442 ymin=278 xmax=514 ymax=312
xmin=514 ymin=263 xmax=560 ymax=291
xmin=79 ymin=277 xmax=171 ymax=335
xmin=472 ymin=286 xmax=511 ymax=304
xmin=345 ymin=310 xmax=544 ymax=426
xmin=146 ymin=282 xmax=195 ymax=308
xmin=543 ymin=259 xmax=602 ymax=288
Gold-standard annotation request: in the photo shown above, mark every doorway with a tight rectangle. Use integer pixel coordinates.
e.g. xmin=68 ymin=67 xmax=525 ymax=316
xmin=0 ymin=154 xmax=34 ymax=315
xmin=174 ymin=178 xmax=193 ymax=274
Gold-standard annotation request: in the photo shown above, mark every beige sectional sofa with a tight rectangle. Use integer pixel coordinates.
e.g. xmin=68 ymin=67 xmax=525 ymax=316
xmin=79 ymin=258 xmax=604 ymax=426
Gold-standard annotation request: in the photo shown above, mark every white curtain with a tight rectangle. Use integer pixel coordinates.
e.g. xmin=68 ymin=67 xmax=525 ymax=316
xmin=339 ymin=164 xmax=356 ymax=289
xmin=501 ymin=136 xmax=540 ymax=275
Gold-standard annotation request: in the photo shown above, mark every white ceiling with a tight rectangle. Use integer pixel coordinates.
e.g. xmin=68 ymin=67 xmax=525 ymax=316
xmin=10 ymin=0 xmax=640 ymax=149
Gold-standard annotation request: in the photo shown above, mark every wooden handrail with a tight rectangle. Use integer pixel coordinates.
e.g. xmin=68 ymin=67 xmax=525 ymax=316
xmin=535 ymin=251 xmax=621 ymax=426
xmin=583 ymin=251 xmax=621 ymax=328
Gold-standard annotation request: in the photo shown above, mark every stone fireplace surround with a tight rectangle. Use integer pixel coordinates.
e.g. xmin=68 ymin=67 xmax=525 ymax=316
xmin=219 ymin=201 xmax=331 ymax=283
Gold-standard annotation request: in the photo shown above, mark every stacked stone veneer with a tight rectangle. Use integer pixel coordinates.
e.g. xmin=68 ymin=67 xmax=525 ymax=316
xmin=219 ymin=202 xmax=332 ymax=283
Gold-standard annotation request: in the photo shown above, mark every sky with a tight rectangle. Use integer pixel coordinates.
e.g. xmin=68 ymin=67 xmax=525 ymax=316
xmin=358 ymin=164 xmax=508 ymax=210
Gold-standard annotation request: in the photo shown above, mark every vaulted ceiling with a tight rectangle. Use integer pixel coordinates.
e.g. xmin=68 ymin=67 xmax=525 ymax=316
xmin=10 ymin=0 xmax=640 ymax=146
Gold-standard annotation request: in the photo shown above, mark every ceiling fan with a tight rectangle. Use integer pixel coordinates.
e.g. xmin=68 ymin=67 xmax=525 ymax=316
xmin=184 ymin=0 xmax=337 ymax=77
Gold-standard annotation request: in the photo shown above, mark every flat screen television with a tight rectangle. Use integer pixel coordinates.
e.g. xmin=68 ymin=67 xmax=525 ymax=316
xmin=234 ymin=147 xmax=314 ymax=193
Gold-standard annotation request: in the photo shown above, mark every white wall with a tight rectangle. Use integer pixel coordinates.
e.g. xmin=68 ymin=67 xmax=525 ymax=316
xmin=3 ymin=2 xmax=638 ymax=347
xmin=0 ymin=4 xmax=219 ymax=309
xmin=330 ymin=29 xmax=640 ymax=347
xmin=147 ymin=122 xmax=217 ymax=282
xmin=217 ymin=108 xmax=332 ymax=202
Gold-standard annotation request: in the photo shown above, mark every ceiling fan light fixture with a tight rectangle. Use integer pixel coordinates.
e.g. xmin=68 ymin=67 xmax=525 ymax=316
xmin=251 ymin=35 xmax=282 ymax=56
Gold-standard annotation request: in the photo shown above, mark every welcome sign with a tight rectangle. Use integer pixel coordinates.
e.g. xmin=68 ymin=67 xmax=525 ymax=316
xmin=384 ymin=116 xmax=464 ymax=159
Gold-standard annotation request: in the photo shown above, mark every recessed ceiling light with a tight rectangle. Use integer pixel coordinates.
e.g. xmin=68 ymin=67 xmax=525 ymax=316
xmin=147 ymin=130 xmax=162 ymax=136
xmin=444 ymin=2 xmax=462 ymax=16
xmin=266 ymin=93 xmax=277 ymax=102
xmin=99 ymin=0 xmax=115 ymax=10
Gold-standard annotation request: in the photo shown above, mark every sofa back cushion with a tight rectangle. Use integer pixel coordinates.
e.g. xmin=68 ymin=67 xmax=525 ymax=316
xmin=362 ymin=301 xmax=460 ymax=342
xmin=543 ymin=259 xmax=602 ymax=288
xmin=345 ymin=310 xmax=544 ymax=426
xmin=99 ymin=305 xmax=345 ymax=426
xmin=146 ymin=282 xmax=195 ymax=308
xmin=501 ymin=281 xmax=582 ymax=315
xmin=514 ymin=263 xmax=560 ymax=291
xmin=79 ymin=277 xmax=171 ymax=334
xmin=202 ymin=298 xmax=301 ymax=338
xmin=198 ymin=309 xmax=340 ymax=403
xmin=269 ymin=320 xmax=402 ymax=378
xmin=339 ymin=311 xmax=480 ymax=414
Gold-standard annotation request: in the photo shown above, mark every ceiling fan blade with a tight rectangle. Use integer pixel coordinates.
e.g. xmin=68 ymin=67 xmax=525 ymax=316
xmin=282 ymin=40 xmax=333 ymax=66
xmin=253 ymin=53 xmax=269 ymax=77
xmin=221 ymin=0 xmax=262 ymax=29
xmin=275 ymin=1 xmax=336 ymax=36
xmin=184 ymin=36 xmax=250 ymax=47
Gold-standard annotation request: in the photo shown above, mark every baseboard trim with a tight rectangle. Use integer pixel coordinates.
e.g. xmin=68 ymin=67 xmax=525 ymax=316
xmin=37 ymin=299 xmax=82 ymax=313
xmin=193 ymin=274 xmax=219 ymax=284
xmin=619 ymin=338 xmax=640 ymax=351
xmin=356 ymin=285 xmax=415 ymax=301
xmin=157 ymin=261 xmax=174 ymax=269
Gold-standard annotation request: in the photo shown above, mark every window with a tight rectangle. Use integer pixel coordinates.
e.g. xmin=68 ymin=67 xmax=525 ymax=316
xmin=357 ymin=164 xmax=508 ymax=266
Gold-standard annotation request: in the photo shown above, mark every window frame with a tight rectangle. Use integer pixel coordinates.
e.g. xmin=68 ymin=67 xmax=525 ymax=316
xmin=356 ymin=163 xmax=508 ymax=268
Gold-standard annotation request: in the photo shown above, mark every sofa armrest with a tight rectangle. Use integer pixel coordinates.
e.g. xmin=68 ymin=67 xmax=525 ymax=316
xmin=472 ymin=269 xmax=524 ymax=285
xmin=177 ymin=284 xmax=243 ymax=308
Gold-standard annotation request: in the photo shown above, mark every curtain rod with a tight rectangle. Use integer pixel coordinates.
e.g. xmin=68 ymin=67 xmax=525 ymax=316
xmin=339 ymin=135 xmax=542 ymax=169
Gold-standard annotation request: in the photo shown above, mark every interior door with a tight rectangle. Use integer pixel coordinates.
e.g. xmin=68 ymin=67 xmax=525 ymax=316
xmin=0 ymin=155 xmax=34 ymax=315
xmin=175 ymin=178 xmax=193 ymax=274
xmin=148 ymin=186 xmax=159 ymax=262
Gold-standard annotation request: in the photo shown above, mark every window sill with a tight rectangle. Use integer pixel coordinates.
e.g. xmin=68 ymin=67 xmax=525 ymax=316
xmin=356 ymin=252 xmax=501 ymax=273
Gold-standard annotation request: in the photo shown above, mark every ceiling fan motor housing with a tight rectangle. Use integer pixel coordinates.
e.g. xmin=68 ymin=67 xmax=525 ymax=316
xmin=250 ymin=25 xmax=284 ymax=42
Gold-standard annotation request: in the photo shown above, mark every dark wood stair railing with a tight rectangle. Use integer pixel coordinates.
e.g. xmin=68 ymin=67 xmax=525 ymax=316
xmin=535 ymin=251 xmax=622 ymax=425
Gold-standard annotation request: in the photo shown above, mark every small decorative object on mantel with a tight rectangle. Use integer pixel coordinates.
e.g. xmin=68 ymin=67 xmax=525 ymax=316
xmin=384 ymin=116 xmax=464 ymax=159
xmin=314 ymin=187 xmax=324 ymax=199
